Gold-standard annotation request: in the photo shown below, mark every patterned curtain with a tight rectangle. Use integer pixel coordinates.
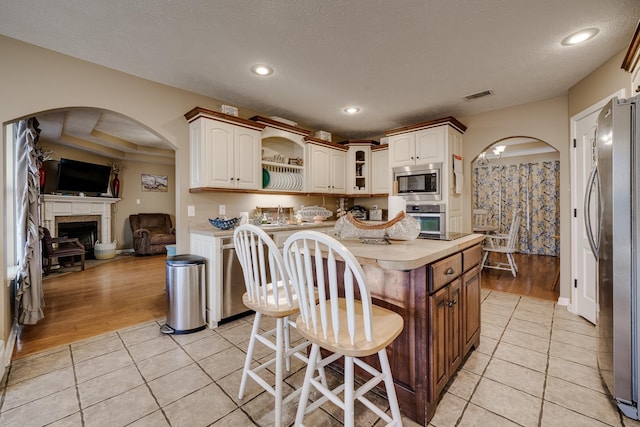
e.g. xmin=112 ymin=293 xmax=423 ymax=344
xmin=472 ymin=160 xmax=560 ymax=256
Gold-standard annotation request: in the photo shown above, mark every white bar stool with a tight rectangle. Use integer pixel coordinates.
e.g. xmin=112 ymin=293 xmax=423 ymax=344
xmin=233 ymin=224 xmax=326 ymax=427
xmin=283 ymin=230 xmax=405 ymax=427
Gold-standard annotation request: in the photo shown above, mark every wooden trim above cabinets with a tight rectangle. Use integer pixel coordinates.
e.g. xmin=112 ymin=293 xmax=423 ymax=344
xmin=385 ymin=116 xmax=467 ymax=136
xmin=303 ymin=136 xmax=349 ymax=151
xmin=622 ymin=21 xmax=640 ymax=72
xmin=338 ymin=139 xmax=379 ymax=146
xmin=371 ymin=144 xmax=389 ymax=152
xmin=184 ymin=107 xmax=266 ymax=131
xmin=249 ymin=115 xmax=312 ymax=136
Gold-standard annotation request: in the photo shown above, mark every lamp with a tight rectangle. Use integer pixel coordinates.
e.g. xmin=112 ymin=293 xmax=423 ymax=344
xmin=477 ymin=151 xmax=489 ymax=166
xmin=493 ymin=145 xmax=506 ymax=159
xmin=476 ymin=144 xmax=506 ymax=166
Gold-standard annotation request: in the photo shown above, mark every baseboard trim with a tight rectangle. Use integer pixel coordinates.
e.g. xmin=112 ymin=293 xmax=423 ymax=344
xmin=116 ymin=249 xmax=135 ymax=255
xmin=557 ymin=296 xmax=570 ymax=306
xmin=1 ymin=321 xmax=19 ymax=381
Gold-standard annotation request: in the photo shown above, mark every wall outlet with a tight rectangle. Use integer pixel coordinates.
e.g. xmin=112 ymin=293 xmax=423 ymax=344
xmin=136 ymin=199 xmax=140 ymax=204
xmin=187 ymin=205 xmax=195 ymax=217
xmin=219 ymin=205 xmax=226 ymax=215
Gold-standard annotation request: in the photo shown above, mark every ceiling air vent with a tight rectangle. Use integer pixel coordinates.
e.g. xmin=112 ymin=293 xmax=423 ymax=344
xmin=463 ymin=90 xmax=493 ymax=101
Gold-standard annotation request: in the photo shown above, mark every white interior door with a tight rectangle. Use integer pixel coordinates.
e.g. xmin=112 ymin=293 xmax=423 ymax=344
xmin=571 ymin=90 xmax=625 ymax=324
xmin=572 ymin=113 xmax=598 ymax=324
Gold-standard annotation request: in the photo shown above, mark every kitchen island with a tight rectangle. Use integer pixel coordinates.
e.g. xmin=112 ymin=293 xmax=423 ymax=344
xmin=191 ymin=222 xmax=483 ymax=425
xmin=328 ymin=233 xmax=484 ymax=426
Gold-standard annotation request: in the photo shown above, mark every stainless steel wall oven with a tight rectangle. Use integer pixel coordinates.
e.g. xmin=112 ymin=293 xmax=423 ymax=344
xmin=406 ymin=203 xmax=446 ymax=239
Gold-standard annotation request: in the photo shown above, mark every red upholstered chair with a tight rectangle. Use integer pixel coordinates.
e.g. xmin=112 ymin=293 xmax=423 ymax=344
xmin=129 ymin=213 xmax=176 ymax=255
xmin=41 ymin=227 xmax=85 ymax=275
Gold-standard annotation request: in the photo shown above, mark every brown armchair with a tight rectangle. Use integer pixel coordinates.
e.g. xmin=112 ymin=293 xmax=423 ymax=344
xmin=129 ymin=213 xmax=176 ymax=255
xmin=41 ymin=227 xmax=85 ymax=275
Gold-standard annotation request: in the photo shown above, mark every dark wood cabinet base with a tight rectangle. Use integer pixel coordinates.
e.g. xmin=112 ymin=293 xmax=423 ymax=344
xmin=348 ymin=245 xmax=482 ymax=426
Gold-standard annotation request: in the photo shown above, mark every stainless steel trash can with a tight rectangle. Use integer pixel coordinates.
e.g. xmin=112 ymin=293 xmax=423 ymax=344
xmin=160 ymin=254 xmax=206 ymax=334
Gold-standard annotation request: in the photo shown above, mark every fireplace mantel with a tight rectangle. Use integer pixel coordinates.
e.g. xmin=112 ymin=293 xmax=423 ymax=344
xmin=40 ymin=195 xmax=119 ymax=243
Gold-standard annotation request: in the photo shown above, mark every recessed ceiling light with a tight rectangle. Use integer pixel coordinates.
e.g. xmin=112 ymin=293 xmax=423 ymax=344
xmin=251 ymin=64 xmax=273 ymax=76
xmin=344 ymin=106 xmax=360 ymax=114
xmin=561 ymin=28 xmax=599 ymax=46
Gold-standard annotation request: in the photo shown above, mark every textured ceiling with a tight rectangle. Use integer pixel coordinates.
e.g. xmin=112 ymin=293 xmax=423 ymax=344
xmin=2 ymin=0 xmax=639 ymax=147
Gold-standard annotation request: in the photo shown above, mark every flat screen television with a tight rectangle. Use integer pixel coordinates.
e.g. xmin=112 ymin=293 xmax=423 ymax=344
xmin=56 ymin=158 xmax=112 ymax=195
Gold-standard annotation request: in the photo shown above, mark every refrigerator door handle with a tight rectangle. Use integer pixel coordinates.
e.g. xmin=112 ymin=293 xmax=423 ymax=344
xmin=584 ymin=165 xmax=600 ymax=257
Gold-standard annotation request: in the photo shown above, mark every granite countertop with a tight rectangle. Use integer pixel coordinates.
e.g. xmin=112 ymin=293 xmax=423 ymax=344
xmin=189 ymin=221 xmax=337 ymax=238
xmin=189 ymin=221 xmax=484 ymax=271
xmin=338 ymin=234 xmax=485 ymax=270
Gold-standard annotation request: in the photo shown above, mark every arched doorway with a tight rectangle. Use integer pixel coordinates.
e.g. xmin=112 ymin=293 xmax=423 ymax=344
xmin=471 ymin=136 xmax=560 ymax=300
xmin=5 ymin=107 xmax=177 ymax=357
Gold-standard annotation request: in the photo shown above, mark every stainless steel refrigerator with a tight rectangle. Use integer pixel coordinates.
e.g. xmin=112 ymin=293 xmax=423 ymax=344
xmin=585 ymin=95 xmax=640 ymax=420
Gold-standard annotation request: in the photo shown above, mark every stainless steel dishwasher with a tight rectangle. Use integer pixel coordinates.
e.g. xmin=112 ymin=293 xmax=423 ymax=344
xmin=221 ymin=237 xmax=251 ymax=319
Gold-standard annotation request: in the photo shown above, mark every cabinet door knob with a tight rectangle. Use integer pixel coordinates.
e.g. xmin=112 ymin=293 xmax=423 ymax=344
xmin=447 ymin=300 xmax=457 ymax=307
xmin=445 ymin=267 xmax=455 ymax=275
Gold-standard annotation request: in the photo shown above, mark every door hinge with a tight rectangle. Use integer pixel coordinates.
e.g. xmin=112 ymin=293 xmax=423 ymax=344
xmin=574 ymin=279 xmax=578 ymax=288
xmin=574 ymin=208 xmax=577 ymax=218
xmin=573 ymin=138 xmax=577 ymax=148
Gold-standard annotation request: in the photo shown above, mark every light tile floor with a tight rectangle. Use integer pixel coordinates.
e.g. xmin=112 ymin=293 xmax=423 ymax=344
xmin=2 ymin=290 xmax=640 ymax=426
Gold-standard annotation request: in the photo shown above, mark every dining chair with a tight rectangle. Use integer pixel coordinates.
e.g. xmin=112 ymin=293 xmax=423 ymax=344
xmin=282 ymin=230 xmax=404 ymax=427
xmin=41 ymin=227 xmax=86 ymax=275
xmin=233 ymin=224 xmax=325 ymax=427
xmin=480 ymin=210 xmax=521 ymax=277
xmin=472 ymin=208 xmax=496 ymax=233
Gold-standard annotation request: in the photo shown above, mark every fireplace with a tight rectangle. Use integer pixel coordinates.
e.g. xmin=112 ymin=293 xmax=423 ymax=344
xmin=57 ymin=220 xmax=99 ymax=259
xmin=40 ymin=194 xmax=118 ymax=249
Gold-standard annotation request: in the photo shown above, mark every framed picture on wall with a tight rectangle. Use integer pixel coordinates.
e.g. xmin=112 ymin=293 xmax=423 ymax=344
xmin=141 ymin=174 xmax=168 ymax=192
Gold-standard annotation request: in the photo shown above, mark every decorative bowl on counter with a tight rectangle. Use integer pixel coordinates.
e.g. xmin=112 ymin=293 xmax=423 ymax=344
xmin=209 ymin=217 xmax=239 ymax=230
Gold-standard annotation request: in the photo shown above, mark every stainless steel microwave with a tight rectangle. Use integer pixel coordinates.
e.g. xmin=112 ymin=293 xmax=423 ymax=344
xmin=392 ymin=163 xmax=442 ymax=201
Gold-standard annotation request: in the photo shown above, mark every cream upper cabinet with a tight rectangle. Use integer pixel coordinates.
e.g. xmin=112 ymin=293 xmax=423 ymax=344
xmin=307 ymin=142 xmax=347 ymax=193
xmin=389 ymin=126 xmax=445 ymax=168
xmin=186 ymin=108 xmax=265 ymax=190
xmin=346 ymin=143 xmax=371 ymax=195
xmin=371 ymin=146 xmax=389 ymax=195
xmin=415 ymin=127 xmax=445 ymax=164
xmin=388 ymin=133 xmax=414 ymax=167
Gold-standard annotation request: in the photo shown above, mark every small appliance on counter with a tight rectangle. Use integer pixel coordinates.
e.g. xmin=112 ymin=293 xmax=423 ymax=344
xmin=369 ymin=205 xmax=382 ymax=221
xmin=347 ymin=205 xmax=368 ymax=220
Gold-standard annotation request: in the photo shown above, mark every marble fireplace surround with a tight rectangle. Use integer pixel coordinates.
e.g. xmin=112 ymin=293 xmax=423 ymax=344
xmin=55 ymin=215 xmax=101 ymax=245
xmin=40 ymin=195 xmax=119 ymax=243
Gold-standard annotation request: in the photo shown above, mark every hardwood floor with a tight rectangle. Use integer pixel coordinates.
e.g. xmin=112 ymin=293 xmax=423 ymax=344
xmin=13 ymin=254 xmax=167 ymax=360
xmin=481 ymin=252 xmax=560 ymax=301
xmin=12 ymin=251 xmax=559 ymax=360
